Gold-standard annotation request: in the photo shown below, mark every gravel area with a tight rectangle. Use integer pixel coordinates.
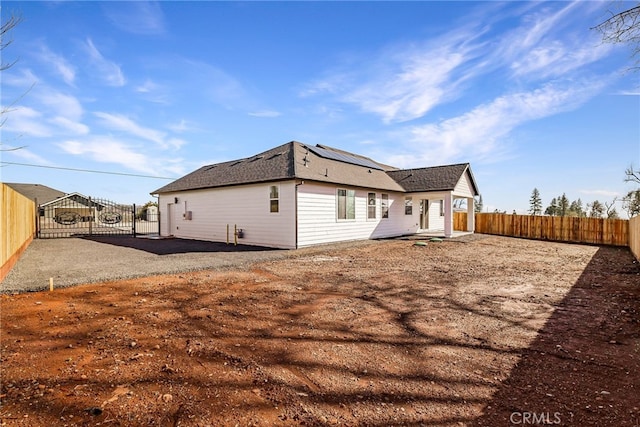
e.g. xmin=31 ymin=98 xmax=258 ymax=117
xmin=0 ymin=236 xmax=384 ymax=293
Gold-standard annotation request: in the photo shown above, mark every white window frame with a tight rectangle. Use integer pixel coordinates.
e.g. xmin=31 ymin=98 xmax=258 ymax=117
xmin=405 ymin=197 xmax=413 ymax=215
xmin=337 ymin=188 xmax=356 ymax=221
xmin=381 ymin=194 xmax=389 ymax=219
xmin=367 ymin=192 xmax=377 ymax=220
xmin=440 ymin=199 xmax=445 ymax=217
xmin=269 ymin=185 xmax=279 ymax=213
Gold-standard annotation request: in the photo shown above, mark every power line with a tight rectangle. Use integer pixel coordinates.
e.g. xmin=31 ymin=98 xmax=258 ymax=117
xmin=0 ymin=161 xmax=176 ymax=180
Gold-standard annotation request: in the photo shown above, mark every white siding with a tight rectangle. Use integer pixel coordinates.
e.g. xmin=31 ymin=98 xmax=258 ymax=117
xmin=158 ymin=181 xmax=296 ymax=249
xmin=453 ymin=170 xmax=475 ymax=198
xmin=297 ymin=182 xmax=415 ymax=247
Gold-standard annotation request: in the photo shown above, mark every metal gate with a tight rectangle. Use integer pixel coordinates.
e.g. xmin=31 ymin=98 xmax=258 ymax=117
xmin=37 ymin=195 xmax=159 ymax=238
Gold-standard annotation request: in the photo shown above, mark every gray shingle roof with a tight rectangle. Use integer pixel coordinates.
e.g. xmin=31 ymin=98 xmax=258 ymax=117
xmin=152 ymin=142 xmax=478 ymax=196
xmin=153 ymin=142 xmax=296 ymax=193
xmin=3 ymin=183 xmax=66 ymax=204
xmin=387 ymin=163 xmax=478 ymax=194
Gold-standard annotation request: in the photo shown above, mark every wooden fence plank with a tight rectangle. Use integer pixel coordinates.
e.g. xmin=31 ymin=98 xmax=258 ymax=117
xmin=1 ymin=183 xmax=36 ymax=282
xmin=629 ymin=216 xmax=640 ymax=261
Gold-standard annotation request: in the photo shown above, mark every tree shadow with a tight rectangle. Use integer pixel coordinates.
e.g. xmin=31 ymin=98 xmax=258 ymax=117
xmin=81 ymin=235 xmax=279 ymax=255
xmin=473 ymin=246 xmax=640 ymax=426
xmin=3 ymin=239 xmax=638 ymax=426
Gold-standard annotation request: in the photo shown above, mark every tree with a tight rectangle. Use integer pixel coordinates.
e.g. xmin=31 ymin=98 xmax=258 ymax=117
xmin=604 ymin=198 xmax=619 ymax=219
xmin=622 ymin=190 xmax=640 ymax=217
xmin=568 ymin=198 xmax=585 ymax=217
xmin=625 ymin=164 xmax=640 ymax=185
xmin=593 ymin=4 xmax=640 ymax=71
xmin=545 ymin=197 xmax=558 ymax=216
xmin=528 ymin=188 xmax=542 ymax=215
xmin=557 ymin=193 xmax=570 ymax=217
xmin=588 ymin=200 xmax=605 ymax=218
xmin=474 ymin=194 xmax=483 ymax=213
xmin=1 ymin=12 xmax=26 ymax=151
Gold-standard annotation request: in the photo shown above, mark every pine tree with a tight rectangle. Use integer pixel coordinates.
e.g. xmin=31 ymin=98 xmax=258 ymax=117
xmin=474 ymin=194 xmax=483 ymax=213
xmin=588 ymin=200 xmax=605 ymax=218
xmin=568 ymin=198 xmax=585 ymax=217
xmin=558 ymin=193 xmax=570 ymax=217
xmin=528 ymin=188 xmax=542 ymax=215
xmin=544 ymin=197 xmax=558 ymax=216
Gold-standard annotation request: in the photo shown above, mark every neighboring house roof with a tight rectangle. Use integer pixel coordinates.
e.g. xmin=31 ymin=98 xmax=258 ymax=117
xmin=153 ymin=141 xmax=479 ymax=196
xmin=4 ymin=183 xmax=66 ymax=204
xmin=387 ymin=163 xmax=479 ymax=195
xmin=39 ymin=192 xmax=107 ymax=208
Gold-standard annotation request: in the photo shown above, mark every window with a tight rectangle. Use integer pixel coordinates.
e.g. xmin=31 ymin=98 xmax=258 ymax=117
xmin=270 ymin=185 xmax=279 ymax=213
xmin=440 ymin=199 xmax=445 ymax=216
xmin=405 ymin=197 xmax=413 ymax=215
xmin=367 ymin=193 xmax=377 ymax=220
xmin=381 ymin=194 xmax=389 ymax=219
xmin=337 ymin=189 xmax=355 ymax=220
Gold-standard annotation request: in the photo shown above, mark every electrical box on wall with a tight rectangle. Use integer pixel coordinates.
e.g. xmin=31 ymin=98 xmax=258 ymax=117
xmin=183 ymin=211 xmax=192 ymax=220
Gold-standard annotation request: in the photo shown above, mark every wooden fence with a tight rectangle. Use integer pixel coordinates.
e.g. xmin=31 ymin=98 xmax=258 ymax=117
xmin=469 ymin=212 xmax=629 ymax=247
xmin=454 ymin=211 xmax=468 ymax=231
xmin=1 ymin=183 xmax=36 ymax=282
xmin=630 ymin=215 xmax=640 ymax=261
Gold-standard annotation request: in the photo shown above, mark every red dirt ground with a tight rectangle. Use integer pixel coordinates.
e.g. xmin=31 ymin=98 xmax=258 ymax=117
xmin=1 ymin=235 xmax=639 ymax=426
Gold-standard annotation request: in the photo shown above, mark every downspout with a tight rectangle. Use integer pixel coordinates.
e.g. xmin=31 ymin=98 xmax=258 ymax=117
xmin=294 ymin=180 xmax=302 ymax=249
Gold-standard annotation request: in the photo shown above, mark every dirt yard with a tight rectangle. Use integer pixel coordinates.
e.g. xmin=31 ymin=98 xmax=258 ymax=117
xmin=1 ymin=235 xmax=639 ymax=426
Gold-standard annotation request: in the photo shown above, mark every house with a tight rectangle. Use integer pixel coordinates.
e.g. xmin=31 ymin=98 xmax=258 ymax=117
xmin=152 ymin=141 xmax=479 ymax=249
xmin=4 ymin=183 xmax=112 ymax=224
xmin=4 ymin=183 xmax=66 ymax=205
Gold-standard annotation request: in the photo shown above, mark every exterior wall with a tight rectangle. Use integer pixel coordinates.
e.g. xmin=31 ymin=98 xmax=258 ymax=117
xmin=158 ymin=180 xmax=296 ymax=249
xmin=297 ymin=182 xmax=415 ymax=247
xmin=453 ymin=170 xmax=475 ymax=198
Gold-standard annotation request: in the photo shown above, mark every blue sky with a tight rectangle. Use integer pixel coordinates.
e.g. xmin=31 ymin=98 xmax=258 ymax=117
xmin=1 ymin=1 xmax=639 ymax=216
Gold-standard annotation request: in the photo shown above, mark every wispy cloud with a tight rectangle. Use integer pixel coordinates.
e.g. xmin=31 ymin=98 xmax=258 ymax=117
xmin=3 ymin=107 xmax=52 ymax=137
xmin=167 ymin=119 xmax=198 ymax=133
xmin=4 ymin=146 xmax=53 ymax=165
xmin=134 ymin=79 xmax=169 ymax=104
xmin=579 ymin=189 xmax=621 ymax=198
xmin=36 ymin=42 xmax=76 ymax=85
xmin=103 ymin=1 xmax=165 ymax=35
xmin=302 ymin=30 xmax=482 ymax=124
xmin=36 ymin=89 xmax=84 ymax=121
xmin=248 ymin=110 xmax=281 ymax=118
xmin=50 ymin=116 xmax=90 ymax=135
xmin=500 ymin=2 xmax=611 ymax=79
xmin=303 ymin=1 xmax=615 ymax=129
xmin=386 ymin=78 xmax=607 ymax=167
xmin=93 ymin=112 xmax=185 ymax=150
xmin=84 ymin=38 xmax=126 ymax=87
xmin=58 ymin=137 xmax=185 ymax=177
xmin=59 ymin=138 xmax=157 ymax=175
xmin=94 ymin=112 xmax=166 ymax=145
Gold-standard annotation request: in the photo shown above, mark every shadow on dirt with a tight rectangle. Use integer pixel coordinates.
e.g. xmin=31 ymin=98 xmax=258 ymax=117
xmin=81 ymin=235 xmax=279 ymax=255
xmin=473 ymin=246 xmax=640 ymax=427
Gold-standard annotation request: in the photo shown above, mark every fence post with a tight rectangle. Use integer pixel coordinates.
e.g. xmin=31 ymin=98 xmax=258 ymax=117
xmin=132 ymin=204 xmax=137 ymax=237
xmin=88 ymin=196 xmax=93 ymax=236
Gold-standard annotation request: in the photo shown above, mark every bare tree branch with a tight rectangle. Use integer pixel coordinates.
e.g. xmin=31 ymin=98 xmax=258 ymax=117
xmin=625 ymin=164 xmax=640 ymax=185
xmin=593 ymin=4 xmax=640 ymax=71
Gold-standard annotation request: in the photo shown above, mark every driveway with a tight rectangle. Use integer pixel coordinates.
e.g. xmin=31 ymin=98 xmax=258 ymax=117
xmin=1 ymin=236 xmax=293 ymax=293
xmin=1 ymin=236 xmax=384 ymax=293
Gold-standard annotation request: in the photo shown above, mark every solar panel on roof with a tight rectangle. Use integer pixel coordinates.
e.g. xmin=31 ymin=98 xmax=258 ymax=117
xmin=308 ymin=146 xmax=383 ymax=170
